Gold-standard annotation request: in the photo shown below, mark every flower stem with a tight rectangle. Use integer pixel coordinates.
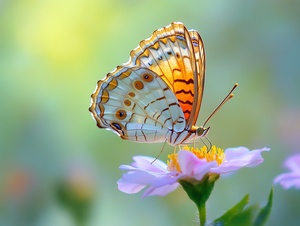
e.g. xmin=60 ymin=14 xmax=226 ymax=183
xmin=198 ymin=202 xmax=206 ymax=226
xmin=180 ymin=174 xmax=220 ymax=226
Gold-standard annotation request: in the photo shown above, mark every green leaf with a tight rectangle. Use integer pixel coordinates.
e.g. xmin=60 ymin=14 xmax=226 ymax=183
xmin=210 ymin=188 xmax=273 ymax=226
xmin=227 ymin=204 xmax=258 ymax=226
xmin=253 ymin=187 xmax=273 ymax=226
xmin=212 ymin=194 xmax=250 ymax=225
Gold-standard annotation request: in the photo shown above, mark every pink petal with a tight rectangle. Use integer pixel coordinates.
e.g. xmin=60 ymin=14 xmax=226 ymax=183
xmin=142 ymin=183 xmax=180 ymax=197
xmin=117 ymin=181 xmax=146 ymax=194
xmin=223 ymin=147 xmax=251 ymax=160
xmin=119 ymin=167 xmax=177 ymax=187
xmin=178 ymin=150 xmax=217 ymax=180
xmin=119 ymin=156 xmax=168 ymax=173
xmin=118 ymin=156 xmax=180 ymax=196
xmin=211 ymin=147 xmax=270 ymax=174
xmin=118 ymin=170 xmax=162 ymax=185
xmin=284 ymin=154 xmax=300 ymax=171
xmin=131 ymin=156 xmax=169 ymax=173
xmin=274 ymin=172 xmax=300 ymax=189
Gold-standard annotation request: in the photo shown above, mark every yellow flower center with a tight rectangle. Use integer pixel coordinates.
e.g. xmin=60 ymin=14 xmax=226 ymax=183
xmin=167 ymin=145 xmax=225 ymax=172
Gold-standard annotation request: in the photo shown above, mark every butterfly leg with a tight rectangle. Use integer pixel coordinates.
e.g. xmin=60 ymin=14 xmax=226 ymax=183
xmin=174 ymin=145 xmax=182 ymax=153
xmin=151 ymin=140 xmax=167 ymax=164
xmin=200 ymin=137 xmax=212 ymax=152
xmin=173 ymin=146 xmax=176 ymax=154
xmin=205 ymin=136 xmax=212 ymax=152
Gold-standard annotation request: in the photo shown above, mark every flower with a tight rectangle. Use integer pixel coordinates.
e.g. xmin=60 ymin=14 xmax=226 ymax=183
xmin=117 ymin=146 xmax=270 ymax=197
xmin=274 ymin=153 xmax=300 ymax=189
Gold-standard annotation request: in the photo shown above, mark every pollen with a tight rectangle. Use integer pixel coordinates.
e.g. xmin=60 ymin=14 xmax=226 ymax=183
xmin=167 ymin=153 xmax=181 ymax=172
xmin=167 ymin=145 xmax=225 ymax=172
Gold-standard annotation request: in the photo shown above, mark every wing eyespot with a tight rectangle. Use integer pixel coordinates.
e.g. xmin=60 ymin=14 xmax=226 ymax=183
xmin=128 ymin=92 xmax=135 ymax=97
xmin=142 ymin=73 xmax=154 ymax=82
xmin=110 ymin=122 xmax=126 ymax=136
xmin=124 ymin=99 xmax=131 ymax=106
xmin=133 ymin=80 xmax=144 ymax=90
xmin=115 ymin=109 xmax=127 ymax=120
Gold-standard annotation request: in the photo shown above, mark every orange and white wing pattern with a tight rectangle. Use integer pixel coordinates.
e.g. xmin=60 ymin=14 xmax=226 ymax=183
xmin=89 ymin=22 xmax=207 ymax=145
xmin=127 ymin=22 xmax=205 ymax=128
xmin=89 ymin=66 xmax=185 ymax=143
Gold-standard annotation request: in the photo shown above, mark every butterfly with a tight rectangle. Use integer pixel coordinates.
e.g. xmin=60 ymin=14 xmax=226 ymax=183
xmin=89 ymin=22 xmax=211 ymax=145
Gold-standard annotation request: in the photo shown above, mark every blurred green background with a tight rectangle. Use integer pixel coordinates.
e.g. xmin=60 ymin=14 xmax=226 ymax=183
xmin=1 ymin=0 xmax=300 ymax=225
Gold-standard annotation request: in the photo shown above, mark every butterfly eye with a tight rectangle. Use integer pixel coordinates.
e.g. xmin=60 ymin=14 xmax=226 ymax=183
xmin=196 ymin=126 xmax=210 ymax=137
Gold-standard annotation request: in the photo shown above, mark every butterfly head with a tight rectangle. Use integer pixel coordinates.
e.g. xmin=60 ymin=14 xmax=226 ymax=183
xmin=196 ymin=126 xmax=210 ymax=138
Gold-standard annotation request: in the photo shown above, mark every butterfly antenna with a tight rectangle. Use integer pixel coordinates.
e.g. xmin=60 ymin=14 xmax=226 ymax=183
xmin=203 ymin=83 xmax=238 ymax=128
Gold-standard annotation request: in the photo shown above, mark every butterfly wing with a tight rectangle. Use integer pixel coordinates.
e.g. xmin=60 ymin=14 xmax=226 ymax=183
xmin=188 ymin=29 xmax=206 ymax=126
xmin=127 ymin=22 xmax=205 ymax=128
xmin=89 ymin=66 xmax=186 ymax=143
